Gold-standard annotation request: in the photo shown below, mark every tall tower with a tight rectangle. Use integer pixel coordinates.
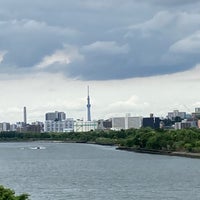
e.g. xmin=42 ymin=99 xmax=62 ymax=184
xmin=87 ymin=86 xmax=91 ymax=121
xmin=23 ymin=106 xmax=27 ymax=125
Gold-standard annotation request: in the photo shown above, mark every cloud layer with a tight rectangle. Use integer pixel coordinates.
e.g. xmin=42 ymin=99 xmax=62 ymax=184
xmin=0 ymin=1 xmax=200 ymax=80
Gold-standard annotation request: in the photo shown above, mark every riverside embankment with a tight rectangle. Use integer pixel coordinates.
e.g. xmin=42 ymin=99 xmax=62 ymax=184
xmin=116 ymin=146 xmax=200 ymax=159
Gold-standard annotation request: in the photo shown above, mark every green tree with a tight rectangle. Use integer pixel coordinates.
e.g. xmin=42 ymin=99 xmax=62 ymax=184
xmin=0 ymin=185 xmax=29 ymax=200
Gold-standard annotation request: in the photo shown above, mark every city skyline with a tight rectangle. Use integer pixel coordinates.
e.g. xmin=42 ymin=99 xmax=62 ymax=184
xmin=0 ymin=1 xmax=200 ymax=122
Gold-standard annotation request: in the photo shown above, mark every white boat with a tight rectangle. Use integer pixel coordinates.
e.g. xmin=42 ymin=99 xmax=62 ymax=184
xmin=30 ymin=146 xmax=46 ymax=150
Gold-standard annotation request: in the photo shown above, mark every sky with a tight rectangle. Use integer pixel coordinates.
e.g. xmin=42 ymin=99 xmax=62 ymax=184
xmin=0 ymin=0 xmax=200 ymax=123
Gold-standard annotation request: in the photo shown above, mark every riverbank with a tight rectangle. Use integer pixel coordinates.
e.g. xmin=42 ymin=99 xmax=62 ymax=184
xmin=116 ymin=146 xmax=200 ymax=159
xmin=36 ymin=141 xmax=200 ymax=159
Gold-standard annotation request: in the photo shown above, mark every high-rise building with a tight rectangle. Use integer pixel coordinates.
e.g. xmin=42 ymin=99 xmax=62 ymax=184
xmin=87 ymin=86 xmax=91 ymax=121
xmin=45 ymin=111 xmax=66 ymax=121
xmin=167 ymin=110 xmax=186 ymax=121
xmin=44 ymin=118 xmax=74 ymax=132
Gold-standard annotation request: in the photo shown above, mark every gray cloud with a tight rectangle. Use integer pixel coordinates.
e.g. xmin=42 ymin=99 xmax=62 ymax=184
xmin=0 ymin=19 xmax=79 ymax=68
xmin=0 ymin=0 xmax=200 ymax=80
xmin=170 ymin=31 xmax=200 ymax=54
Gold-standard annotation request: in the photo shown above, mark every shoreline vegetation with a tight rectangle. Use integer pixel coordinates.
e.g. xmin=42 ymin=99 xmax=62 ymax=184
xmin=0 ymin=185 xmax=29 ymax=200
xmin=1 ymin=127 xmax=200 ymax=158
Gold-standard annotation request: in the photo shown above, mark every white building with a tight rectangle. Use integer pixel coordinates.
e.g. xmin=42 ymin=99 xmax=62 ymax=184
xmin=44 ymin=118 xmax=74 ymax=132
xmin=112 ymin=117 xmax=125 ymax=130
xmin=74 ymin=120 xmax=98 ymax=132
xmin=111 ymin=116 xmax=143 ymax=130
xmin=127 ymin=117 xmax=143 ymax=129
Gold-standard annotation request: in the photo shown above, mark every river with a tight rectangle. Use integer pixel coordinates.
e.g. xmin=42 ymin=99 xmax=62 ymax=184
xmin=0 ymin=142 xmax=199 ymax=200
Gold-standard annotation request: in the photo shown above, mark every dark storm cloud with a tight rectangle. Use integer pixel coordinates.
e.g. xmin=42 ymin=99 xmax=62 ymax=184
xmin=149 ymin=0 xmax=200 ymax=6
xmin=0 ymin=0 xmax=200 ymax=80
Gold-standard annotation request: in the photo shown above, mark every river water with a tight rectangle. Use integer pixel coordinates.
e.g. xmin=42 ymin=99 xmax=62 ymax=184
xmin=0 ymin=142 xmax=200 ymax=200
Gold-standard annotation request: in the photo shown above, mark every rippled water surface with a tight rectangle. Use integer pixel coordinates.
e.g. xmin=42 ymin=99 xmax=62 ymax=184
xmin=0 ymin=142 xmax=200 ymax=200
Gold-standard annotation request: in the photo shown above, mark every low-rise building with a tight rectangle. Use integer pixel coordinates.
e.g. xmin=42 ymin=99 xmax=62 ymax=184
xmin=98 ymin=119 xmax=112 ymax=130
xmin=174 ymin=120 xmax=192 ymax=129
xmin=32 ymin=121 xmax=44 ymax=132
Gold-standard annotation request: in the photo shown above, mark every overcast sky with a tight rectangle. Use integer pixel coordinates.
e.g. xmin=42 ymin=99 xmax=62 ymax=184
xmin=0 ymin=0 xmax=200 ymax=123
